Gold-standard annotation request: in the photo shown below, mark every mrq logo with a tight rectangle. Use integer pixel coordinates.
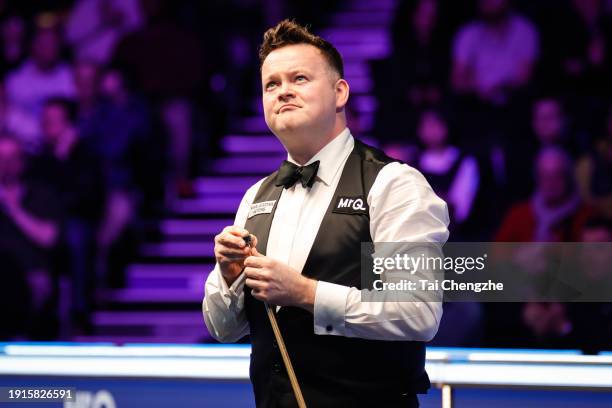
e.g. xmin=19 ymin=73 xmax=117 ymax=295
xmin=64 ymin=390 xmax=116 ymax=408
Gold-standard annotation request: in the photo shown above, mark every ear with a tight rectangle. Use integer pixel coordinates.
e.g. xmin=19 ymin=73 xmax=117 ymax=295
xmin=335 ymin=78 xmax=350 ymax=112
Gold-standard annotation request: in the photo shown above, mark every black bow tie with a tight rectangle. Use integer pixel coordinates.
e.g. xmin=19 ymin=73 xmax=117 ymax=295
xmin=275 ymin=160 xmax=320 ymax=189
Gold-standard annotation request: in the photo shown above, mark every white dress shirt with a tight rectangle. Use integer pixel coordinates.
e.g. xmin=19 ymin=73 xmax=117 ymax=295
xmin=203 ymin=128 xmax=450 ymax=343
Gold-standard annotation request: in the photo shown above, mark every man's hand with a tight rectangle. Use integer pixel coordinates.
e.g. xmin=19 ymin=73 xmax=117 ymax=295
xmin=214 ymin=226 xmax=257 ymax=286
xmin=244 ymin=248 xmax=317 ymax=313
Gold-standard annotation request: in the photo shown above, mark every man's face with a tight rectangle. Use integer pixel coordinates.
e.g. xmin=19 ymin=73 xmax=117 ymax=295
xmin=42 ymin=105 xmax=70 ymax=144
xmin=0 ymin=139 xmax=24 ymax=184
xmin=261 ymin=44 xmax=339 ymax=138
xmin=533 ymin=99 xmax=563 ymax=144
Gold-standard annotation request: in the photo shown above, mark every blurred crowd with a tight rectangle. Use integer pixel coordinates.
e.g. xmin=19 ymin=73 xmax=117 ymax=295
xmin=375 ymin=0 xmax=612 ymax=352
xmin=0 ymin=0 xmax=339 ymax=340
xmin=0 ymin=0 xmax=611 ymax=351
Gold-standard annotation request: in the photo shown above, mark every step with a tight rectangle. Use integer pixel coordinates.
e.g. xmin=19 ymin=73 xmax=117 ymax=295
xmin=99 ymin=287 xmax=203 ymax=303
xmin=320 ymin=28 xmax=388 ymax=45
xmin=127 ymin=263 xmax=214 ymax=277
xmin=93 ymin=311 xmax=204 ymax=326
xmin=171 ymin=197 xmax=242 ymax=214
xmin=71 ymin=334 xmax=210 ymax=344
xmin=194 ymin=177 xmax=260 ymax=195
xmin=126 ymin=264 xmax=213 ymax=289
xmin=344 ymin=76 xmax=373 ymax=93
xmin=332 ymin=11 xmax=395 ymax=26
xmin=336 ymin=42 xmax=391 ymax=60
xmin=211 ymin=156 xmax=285 ymax=175
xmin=352 ymin=95 xmax=378 ymax=113
xmin=159 ymin=219 xmax=233 ymax=237
xmin=140 ymin=242 xmax=214 ymax=258
xmin=221 ymin=135 xmax=283 ymax=154
xmin=236 ymin=115 xmax=268 ymax=133
xmin=350 ymin=0 xmax=397 ymax=11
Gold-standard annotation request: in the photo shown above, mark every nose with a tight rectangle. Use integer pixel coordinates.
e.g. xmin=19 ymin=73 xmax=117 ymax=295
xmin=278 ymin=82 xmax=295 ymax=101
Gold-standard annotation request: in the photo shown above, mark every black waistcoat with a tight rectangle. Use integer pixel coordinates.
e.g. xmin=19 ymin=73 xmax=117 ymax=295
xmin=244 ymin=140 xmax=430 ymax=408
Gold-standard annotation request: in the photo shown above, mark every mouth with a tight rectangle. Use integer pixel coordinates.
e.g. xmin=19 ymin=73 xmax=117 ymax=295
xmin=277 ymin=104 xmax=299 ymax=113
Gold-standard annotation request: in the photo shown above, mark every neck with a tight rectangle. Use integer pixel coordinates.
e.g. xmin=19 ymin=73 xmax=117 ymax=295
xmin=283 ymin=123 xmax=346 ymax=165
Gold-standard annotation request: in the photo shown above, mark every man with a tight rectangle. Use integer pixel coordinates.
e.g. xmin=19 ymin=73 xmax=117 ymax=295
xmin=451 ymin=0 xmax=539 ymax=105
xmin=32 ymin=98 xmax=105 ymax=332
xmin=203 ymin=20 xmax=449 ymax=407
xmin=0 ymin=135 xmax=62 ymax=338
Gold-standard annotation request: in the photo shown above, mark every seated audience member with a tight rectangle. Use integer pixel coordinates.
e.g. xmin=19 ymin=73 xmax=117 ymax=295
xmin=507 ymin=96 xmax=578 ymax=200
xmin=4 ymin=24 xmax=75 ymax=125
xmin=74 ymin=60 xmax=102 ymax=124
xmin=413 ymin=108 xmax=483 ymax=345
xmin=519 ymin=218 xmax=612 ymax=352
xmin=65 ymin=0 xmax=144 ymax=65
xmin=496 ymin=147 xmax=591 ymax=242
xmin=0 ymin=15 xmax=28 ymax=78
xmin=374 ymin=0 xmax=450 ymax=143
xmin=112 ymin=0 xmax=204 ymax=197
xmin=451 ymin=0 xmax=539 ymax=106
xmin=576 ymin=106 xmax=612 ymax=219
xmin=416 ymin=109 xmax=479 ymax=231
xmin=0 ymin=135 xmax=61 ymax=339
xmin=0 ymin=80 xmax=39 ymax=152
xmin=537 ymin=0 xmax=611 ymax=97
xmin=490 ymin=147 xmax=593 ymax=349
xmin=32 ymin=98 xmax=104 ymax=333
xmin=81 ymin=68 xmax=156 ymax=288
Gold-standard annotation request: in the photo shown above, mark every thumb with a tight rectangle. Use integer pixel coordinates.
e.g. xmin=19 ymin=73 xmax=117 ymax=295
xmin=251 ymin=246 xmax=263 ymax=257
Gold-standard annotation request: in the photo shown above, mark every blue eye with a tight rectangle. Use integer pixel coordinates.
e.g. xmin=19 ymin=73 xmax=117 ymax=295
xmin=296 ymin=75 xmax=307 ymax=82
xmin=266 ymin=81 xmax=277 ymax=90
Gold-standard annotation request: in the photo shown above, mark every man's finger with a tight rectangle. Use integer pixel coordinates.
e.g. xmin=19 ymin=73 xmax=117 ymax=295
xmin=244 ymin=255 xmax=266 ymax=268
xmin=244 ymin=266 xmax=267 ymax=281
xmin=225 ymin=225 xmax=250 ymax=237
xmin=217 ymin=233 xmax=248 ymax=249
xmin=246 ymin=277 xmax=266 ymax=291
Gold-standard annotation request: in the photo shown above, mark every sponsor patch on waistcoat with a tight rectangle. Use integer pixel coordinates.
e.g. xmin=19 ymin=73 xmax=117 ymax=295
xmin=332 ymin=196 xmax=368 ymax=215
xmin=247 ymin=200 xmax=276 ymax=219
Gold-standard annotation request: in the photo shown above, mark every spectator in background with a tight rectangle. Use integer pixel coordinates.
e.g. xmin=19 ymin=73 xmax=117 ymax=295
xmin=32 ymin=98 xmax=104 ymax=333
xmin=507 ymin=96 xmax=577 ymax=201
xmin=537 ymin=0 xmax=611 ymax=98
xmin=5 ymin=24 xmax=75 ymax=126
xmin=65 ymin=0 xmax=143 ymax=65
xmin=416 ymin=109 xmax=479 ymax=231
xmin=392 ymin=0 xmax=449 ymax=108
xmin=373 ymin=0 xmax=451 ymax=143
xmin=576 ymin=105 xmax=612 ymax=220
xmin=0 ymin=135 xmax=62 ymax=339
xmin=0 ymin=80 xmax=39 ymax=152
xmin=112 ymin=0 xmax=204 ymax=198
xmin=496 ymin=147 xmax=590 ymax=242
xmin=492 ymin=148 xmax=592 ymax=350
xmin=81 ymin=67 xmax=157 ymax=288
xmin=0 ymin=15 xmax=28 ymax=77
xmin=73 ymin=60 xmax=101 ymax=123
xmin=451 ymin=0 xmax=539 ymax=106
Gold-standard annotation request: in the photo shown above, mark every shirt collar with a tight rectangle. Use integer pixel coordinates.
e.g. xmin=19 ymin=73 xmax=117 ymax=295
xmin=287 ymin=127 xmax=353 ymax=187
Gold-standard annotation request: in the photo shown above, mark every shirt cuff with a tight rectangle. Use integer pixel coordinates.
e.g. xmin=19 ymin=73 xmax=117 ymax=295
xmin=313 ymin=281 xmax=350 ymax=336
xmin=217 ymin=267 xmax=246 ymax=310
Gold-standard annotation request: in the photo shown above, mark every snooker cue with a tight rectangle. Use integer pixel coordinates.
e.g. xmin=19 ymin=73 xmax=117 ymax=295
xmin=244 ymin=235 xmax=307 ymax=408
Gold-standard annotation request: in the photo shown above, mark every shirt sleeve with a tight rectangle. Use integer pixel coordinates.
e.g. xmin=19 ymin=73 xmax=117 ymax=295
xmin=313 ymin=162 xmax=450 ymax=341
xmin=202 ymin=178 xmax=264 ymax=342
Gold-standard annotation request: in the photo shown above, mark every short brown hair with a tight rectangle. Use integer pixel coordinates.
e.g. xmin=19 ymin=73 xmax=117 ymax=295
xmin=259 ymin=19 xmax=344 ymax=78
